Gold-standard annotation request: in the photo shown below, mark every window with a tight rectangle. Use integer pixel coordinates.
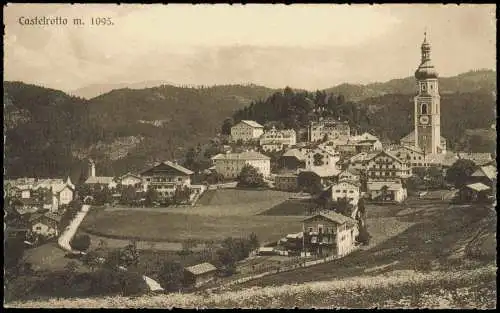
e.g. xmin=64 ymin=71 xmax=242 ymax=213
xmin=308 ymin=227 xmax=313 ymax=233
xmin=336 ymin=190 xmax=341 ymax=193
xmin=349 ymin=190 xmax=354 ymax=193
xmin=421 ymin=103 xmax=428 ymax=115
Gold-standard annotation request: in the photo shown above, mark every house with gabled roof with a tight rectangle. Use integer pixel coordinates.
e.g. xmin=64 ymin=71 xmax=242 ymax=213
xmin=259 ymin=126 xmax=296 ymax=151
xmin=338 ymin=169 xmax=360 ymax=184
xmin=367 ymin=150 xmax=411 ymax=182
xmin=140 ymin=161 xmax=194 ymax=198
xmin=119 ymin=172 xmax=143 ymax=187
xmin=183 ymin=262 xmax=217 ymax=288
xmin=230 ymin=120 xmax=264 ymax=142
xmin=302 ymin=211 xmax=359 ymax=257
xmin=280 ymin=148 xmax=307 ymax=170
xmin=366 ymin=180 xmax=407 ymax=203
xmin=329 ymin=181 xmax=361 ymax=206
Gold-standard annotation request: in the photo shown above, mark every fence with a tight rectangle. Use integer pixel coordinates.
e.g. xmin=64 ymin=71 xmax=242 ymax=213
xmin=207 ymin=247 xmax=360 ymax=291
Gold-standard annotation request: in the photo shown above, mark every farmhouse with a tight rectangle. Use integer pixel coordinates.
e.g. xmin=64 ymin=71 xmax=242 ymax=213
xmin=274 ymin=173 xmax=298 ymax=191
xmin=346 ymin=152 xmax=379 ymax=173
xmin=338 ymin=169 xmax=360 ymax=184
xmin=259 ymin=127 xmax=296 ymax=151
xmin=119 ymin=172 xmax=143 ymax=187
xmin=367 ymin=150 xmax=411 ymax=181
xmin=29 ymin=212 xmax=61 ymax=238
xmin=460 ymin=182 xmax=493 ymax=203
xmin=308 ymin=118 xmax=350 ymax=142
xmin=49 ymin=178 xmax=75 ymax=212
xmin=184 ymin=262 xmax=218 ymax=288
xmin=366 ymin=181 xmax=407 ymax=203
xmin=140 ymin=161 xmax=194 ymax=198
xmin=302 ymin=212 xmax=358 ymax=257
xmin=470 ymin=165 xmax=497 ymax=187
xmin=297 ymin=167 xmax=340 ymax=193
xmin=230 ymin=120 xmax=264 ymax=142
xmin=456 ymin=152 xmax=494 ymax=166
xmin=211 ymin=151 xmax=271 ymax=179
xmin=280 ymin=148 xmax=307 ymax=170
xmin=329 ymin=181 xmax=360 ymax=206
xmin=305 ymin=147 xmax=341 ymax=172
xmin=350 ymin=132 xmax=383 ymax=151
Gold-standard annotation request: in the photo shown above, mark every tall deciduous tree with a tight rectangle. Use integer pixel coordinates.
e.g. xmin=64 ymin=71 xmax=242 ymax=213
xmin=237 ymin=164 xmax=266 ymax=188
xmin=221 ymin=117 xmax=234 ymax=135
xmin=446 ymin=159 xmax=477 ymax=188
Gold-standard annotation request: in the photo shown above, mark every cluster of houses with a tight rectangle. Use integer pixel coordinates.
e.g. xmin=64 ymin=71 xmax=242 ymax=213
xmin=5 ymin=158 xmax=208 ymax=241
xmin=221 ymin=117 xmax=495 ymax=207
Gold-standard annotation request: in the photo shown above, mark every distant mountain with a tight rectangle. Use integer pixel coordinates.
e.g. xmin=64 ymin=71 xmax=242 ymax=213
xmin=4 ymin=70 xmax=496 ymax=179
xmin=69 ymin=80 xmax=173 ymax=99
xmin=323 ymin=69 xmax=496 ymax=101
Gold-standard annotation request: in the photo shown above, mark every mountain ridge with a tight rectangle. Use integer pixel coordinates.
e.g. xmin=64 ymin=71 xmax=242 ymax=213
xmin=4 ymin=69 xmax=496 ymax=179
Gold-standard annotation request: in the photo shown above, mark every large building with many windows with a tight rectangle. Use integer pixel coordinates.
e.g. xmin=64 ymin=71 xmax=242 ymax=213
xmin=308 ymin=118 xmax=350 ymax=142
xmin=140 ymin=161 xmax=194 ymax=198
xmin=211 ymin=151 xmax=271 ymax=179
xmin=230 ymin=120 xmax=264 ymax=142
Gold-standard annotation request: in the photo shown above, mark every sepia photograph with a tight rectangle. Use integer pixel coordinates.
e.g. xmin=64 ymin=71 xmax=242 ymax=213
xmin=3 ymin=3 xmax=497 ymax=309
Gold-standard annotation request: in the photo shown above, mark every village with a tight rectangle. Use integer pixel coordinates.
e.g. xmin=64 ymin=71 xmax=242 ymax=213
xmin=4 ymin=34 xmax=497 ymax=298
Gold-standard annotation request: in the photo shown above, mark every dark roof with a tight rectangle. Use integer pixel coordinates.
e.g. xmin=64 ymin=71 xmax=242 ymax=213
xmin=303 ymin=211 xmax=357 ymax=227
xmin=140 ymin=161 xmax=194 ymax=175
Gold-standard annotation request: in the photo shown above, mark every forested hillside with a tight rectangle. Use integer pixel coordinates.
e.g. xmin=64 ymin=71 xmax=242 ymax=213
xmin=4 ymin=82 xmax=275 ymax=179
xmin=231 ymin=87 xmax=496 ymax=151
xmin=4 ymin=70 xmax=496 ymax=180
xmin=324 ymin=69 xmax=496 ymax=101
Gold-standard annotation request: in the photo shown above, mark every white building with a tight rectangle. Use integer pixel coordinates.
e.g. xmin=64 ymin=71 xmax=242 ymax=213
xmin=119 ymin=172 xmax=143 ymax=187
xmin=259 ymin=127 xmax=296 ymax=151
xmin=230 ymin=120 xmax=264 ymax=142
xmin=211 ymin=151 xmax=271 ymax=179
xmin=84 ymin=159 xmax=117 ymax=189
xmin=367 ymin=181 xmax=407 ymax=203
xmin=308 ymin=118 xmax=350 ymax=142
xmin=349 ymin=132 xmax=383 ymax=151
xmin=338 ymin=169 xmax=360 ymax=183
xmin=329 ymin=181 xmax=361 ymax=206
xmin=140 ymin=161 xmax=194 ymax=198
xmin=366 ymin=150 xmax=412 ymax=181
xmin=305 ymin=146 xmax=341 ymax=173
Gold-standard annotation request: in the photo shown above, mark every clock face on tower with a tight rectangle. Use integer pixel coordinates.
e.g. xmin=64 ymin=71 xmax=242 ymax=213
xmin=419 ymin=115 xmax=430 ymax=125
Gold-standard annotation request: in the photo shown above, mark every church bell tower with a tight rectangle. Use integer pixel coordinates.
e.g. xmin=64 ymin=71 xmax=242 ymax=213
xmin=414 ymin=32 xmax=441 ymax=155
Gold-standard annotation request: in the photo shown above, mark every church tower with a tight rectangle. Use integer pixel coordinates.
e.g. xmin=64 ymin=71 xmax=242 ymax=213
xmin=414 ymin=32 xmax=441 ymax=155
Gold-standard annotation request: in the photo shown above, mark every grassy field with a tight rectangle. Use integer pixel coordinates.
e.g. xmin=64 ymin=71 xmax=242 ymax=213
xmin=81 ymin=210 xmax=304 ymax=244
xmin=6 ymin=265 xmax=496 ymax=308
xmin=108 ymin=189 xmax=296 ymax=217
xmin=23 ymin=243 xmax=87 ymax=273
xmin=229 ymin=200 xmax=495 ymax=290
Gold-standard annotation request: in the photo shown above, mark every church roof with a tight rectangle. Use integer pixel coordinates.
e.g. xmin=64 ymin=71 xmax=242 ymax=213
xmin=400 ymin=131 xmax=446 ymax=144
xmin=415 ymin=33 xmax=438 ymax=80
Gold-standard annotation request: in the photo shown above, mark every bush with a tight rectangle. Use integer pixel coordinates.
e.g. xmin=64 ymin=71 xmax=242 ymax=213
xmin=158 ymin=261 xmax=184 ymax=292
xmin=70 ymin=234 xmax=91 ymax=252
xmin=120 ymin=269 xmax=149 ymax=296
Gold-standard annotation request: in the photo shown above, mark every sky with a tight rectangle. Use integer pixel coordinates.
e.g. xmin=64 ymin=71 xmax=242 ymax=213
xmin=3 ymin=4 xmax=496 ymax=93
